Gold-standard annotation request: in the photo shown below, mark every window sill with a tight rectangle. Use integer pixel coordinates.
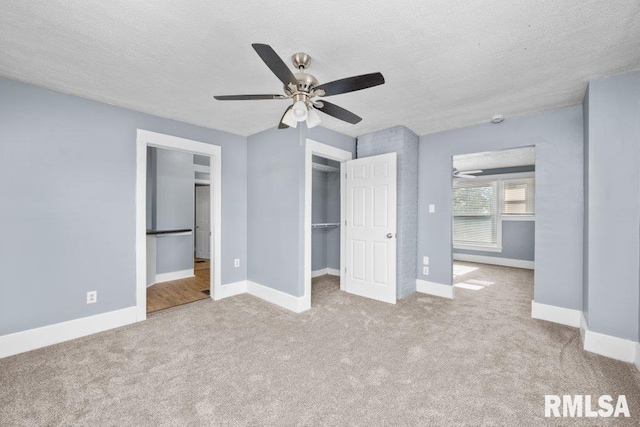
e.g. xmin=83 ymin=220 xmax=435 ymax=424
xmin=453 ymin=244 xmax=503 ymax=253
xmin=500 ymin=215 xmax=535 ymax=221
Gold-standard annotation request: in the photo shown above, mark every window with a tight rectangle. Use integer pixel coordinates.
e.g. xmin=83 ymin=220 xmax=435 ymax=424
xmin=501 ymin=178 xmax=535 ymax=215
xmin=453 ymin=174 xmax=535 ymax=251
xmin=453 ymin=181 xmax=498 ymax=247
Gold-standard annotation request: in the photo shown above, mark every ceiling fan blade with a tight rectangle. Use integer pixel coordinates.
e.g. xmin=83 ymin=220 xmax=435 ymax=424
xmin=315 ymin=72 xmax=385 ymax=97
xmin=278 ymin=106 xmax=293 ymax=129
xmin=214 ymin=94 xmax=287 ymax=100
xmin=316 ymin=101 xmax=362 ymax=124
xmin=252 ymin=43 xmax=298 ymax=86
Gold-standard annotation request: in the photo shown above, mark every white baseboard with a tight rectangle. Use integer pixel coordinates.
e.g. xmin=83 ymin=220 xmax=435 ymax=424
xmin=327 ymin=268 xmax=340 ymax=276
xmin=415 ymin=279 xmax=455 ymax=299
xmin=154 ymin=268 xmax=194 ymax=285
xmin=312 ymin=268 xmax=328 ymax=278
xmin=579 ymin=313 xmax=636 ymax=363
xmin=0 ymin=307 xmax=138 ymax=359
xmin=454 ymin=253 xmax=534 ymax=270
xmin=583 ymin=330 xmax=636 ymax=363
xmin=531 ymin=301 xmax=581 ymax=327
xmin=246 ymin=281 xmax=308 ymax=313
xmin=312 ymin=268 xmax=340 ymax=278
xmin=580 ymin=313 xmax=588 ymax=343
xmin=216 ymin=280 xmax=247 ymax=300
xmin=635 ymin=343 xmax=640 ymax=371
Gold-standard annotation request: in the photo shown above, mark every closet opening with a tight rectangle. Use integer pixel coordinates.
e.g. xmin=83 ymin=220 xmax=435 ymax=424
xmin=310 ymin=155 xmax=342 ymax=300
xmin=302 ymin=139 xmax=352 ymax=310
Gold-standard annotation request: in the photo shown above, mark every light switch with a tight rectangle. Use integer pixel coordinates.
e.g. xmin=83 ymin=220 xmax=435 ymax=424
xmin=423 ymin=256 xmax=429 ymax=265
xmin=429 ymin=204 xmax=435 ymax=213
xmin=423 ymin=267 xmax=429 ymax=276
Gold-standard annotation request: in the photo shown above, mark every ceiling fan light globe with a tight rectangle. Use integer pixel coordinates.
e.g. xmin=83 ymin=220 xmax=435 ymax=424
xmin=306 ymin=108 xmax=322 ymax=128
xmin=292 ymin=101 xmax=308 ymax=122
xmin=282 ymin=108 xmax=298 ymax=128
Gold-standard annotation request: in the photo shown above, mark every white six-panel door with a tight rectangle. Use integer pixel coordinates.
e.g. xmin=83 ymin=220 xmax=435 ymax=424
xmin=344 ymin=153 xmax=397 ymax=304
xmin=195 ymin=185 xmax=211 ymax=259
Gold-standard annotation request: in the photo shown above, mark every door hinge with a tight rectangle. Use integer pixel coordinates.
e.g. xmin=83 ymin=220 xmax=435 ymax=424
xmin=345 ymin=220 xmax=347 ymax=226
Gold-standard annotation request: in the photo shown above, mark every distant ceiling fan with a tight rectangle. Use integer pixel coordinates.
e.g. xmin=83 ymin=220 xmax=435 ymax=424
xmin=214 ymin=44 xmax=385 ymax=129
xmin=453 ymin=168 xmax=483 ymax=179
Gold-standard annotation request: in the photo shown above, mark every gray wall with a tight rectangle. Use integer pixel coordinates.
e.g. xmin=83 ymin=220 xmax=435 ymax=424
xmin=418 ymin=105 xmax=584 ymax=310
xmin=146 ymin=147 xmax=156 ymax=229
xmin=312 ymin=169 xmax=328 ymax=271
xmin=154 ymin=148 xmax=195 ymax=274
xmin=248 ymin=126 xmax=355 ymax=297
xmin=584 ymin=70 xmax=640 ymax=341
xmin=582 ymin=85 xmax=590 ymax=323
xmin=0 ymin=77 xmax=247 ymax=336
xmin=310 ymin=159 xmax=341 ymax=272
xmin=194 ymin=172 xmax=210 ymax=181
xmin=357 ymin=126 xmax=419 ymax=298
xmin=193 ymin=155 xmax=210 ymax=166
xmin=326 ymin=165 xmax=341 ymax=270
xmin=454 ymin=220 xmax=535 ymax=261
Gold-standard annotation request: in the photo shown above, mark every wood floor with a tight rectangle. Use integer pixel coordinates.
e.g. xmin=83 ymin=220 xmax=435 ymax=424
xmin=147 ymin=258 xmax=210 ymax=314
xmin=194 ymin=258 xmax=210 ymax=271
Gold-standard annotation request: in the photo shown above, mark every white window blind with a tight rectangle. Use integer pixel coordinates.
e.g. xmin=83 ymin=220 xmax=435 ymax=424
xmin=453 ymin=181 xmax=498 ymax=247
xmin=501 ymin=178 xmax=535 ymax=215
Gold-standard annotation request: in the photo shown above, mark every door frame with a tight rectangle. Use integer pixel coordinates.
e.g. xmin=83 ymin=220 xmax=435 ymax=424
xmin=303 ymin=139 xmax=353 ymax=311
xmin=135 ymin=129 xmax=222 ymax=321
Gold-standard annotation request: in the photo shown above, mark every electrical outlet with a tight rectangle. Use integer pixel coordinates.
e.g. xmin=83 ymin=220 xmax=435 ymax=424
xmin=423 ymin=267 xmax=429 ymax=276
xmin=234 ymin=259 xmax=240 ymax=268
xmin=87 ymin=291 xmax=97 ymax=304
xmin=423 ymin=256 xmax=429 ymax=265
xmin=429 ymin=204 xmax=436 ymax=213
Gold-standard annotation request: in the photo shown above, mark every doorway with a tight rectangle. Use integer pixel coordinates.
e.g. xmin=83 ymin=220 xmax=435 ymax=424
xmin=303 ymin=140 xmax=351 ymax=310
xmin=135 ymin=130 xmax=221 ymax=322
xmin=309 ymin=154 xmax=342 ymax=303
xmin=193 ymin=156 xmax=212 ymax=300
xmin=451 ymin=146 xmax=536 ymax=299
xmin=144 ymin=146 xmax=212 ymax=313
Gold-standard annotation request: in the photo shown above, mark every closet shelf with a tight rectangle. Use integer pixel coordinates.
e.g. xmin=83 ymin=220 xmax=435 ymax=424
xmin=312 ymin=162 xmax=340 ymax=173
xmin=312 ymin=223 xmax=340 ymax=229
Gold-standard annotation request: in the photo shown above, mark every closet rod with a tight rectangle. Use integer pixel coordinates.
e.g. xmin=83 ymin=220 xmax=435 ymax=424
xmin=311 ymin=223 xmax=340 ymax=229
xmin=311 ymin=162 xmax=340 ymax=173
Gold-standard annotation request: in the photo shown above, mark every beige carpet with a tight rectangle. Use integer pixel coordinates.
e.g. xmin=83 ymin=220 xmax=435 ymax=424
xmin=1 ymin=262 xmax=639 ymax=425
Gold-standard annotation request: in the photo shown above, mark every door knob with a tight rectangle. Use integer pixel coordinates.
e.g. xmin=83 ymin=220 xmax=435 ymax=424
xmin=387 ymin=233 xmax=393 ymax=239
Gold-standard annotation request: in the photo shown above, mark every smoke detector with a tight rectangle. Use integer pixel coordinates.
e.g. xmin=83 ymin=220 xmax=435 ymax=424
xmin=491 ymin=115 xmax=504 ymax=124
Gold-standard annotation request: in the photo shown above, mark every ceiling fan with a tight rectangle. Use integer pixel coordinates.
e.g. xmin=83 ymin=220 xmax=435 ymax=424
xmin=214 ymin=44 xmax=385 ymax=129
xmin=453 ymin=168 xmax=483 ymax=179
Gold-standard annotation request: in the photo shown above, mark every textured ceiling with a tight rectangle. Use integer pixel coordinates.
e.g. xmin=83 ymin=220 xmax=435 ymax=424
xmin=1 ymin=1 xmax=640 ymax=137
xmin=454 ymin=146 xmax=535 ymax=171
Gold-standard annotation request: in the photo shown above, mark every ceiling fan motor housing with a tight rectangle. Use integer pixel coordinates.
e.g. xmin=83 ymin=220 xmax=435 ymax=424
xmin=285 ymin=72 xmax=319 ymax=104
